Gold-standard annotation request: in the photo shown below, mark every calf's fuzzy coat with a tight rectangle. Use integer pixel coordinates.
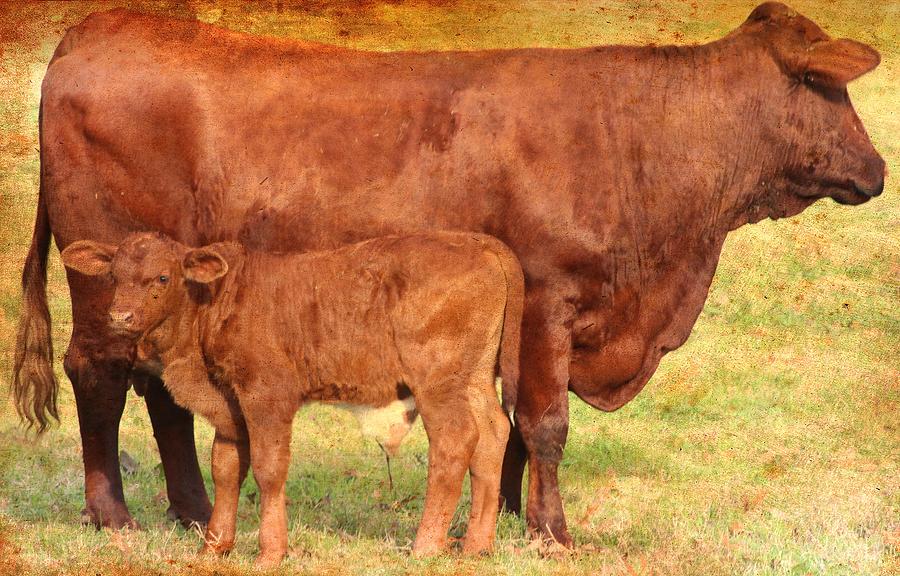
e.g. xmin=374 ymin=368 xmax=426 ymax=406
xmin=61 ymin=231 xmax=523 ymax=566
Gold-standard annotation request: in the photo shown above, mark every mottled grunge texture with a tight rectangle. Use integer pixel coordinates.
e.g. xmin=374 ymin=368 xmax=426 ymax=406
xmin=0 ymin=2 xmax=897 ymax=575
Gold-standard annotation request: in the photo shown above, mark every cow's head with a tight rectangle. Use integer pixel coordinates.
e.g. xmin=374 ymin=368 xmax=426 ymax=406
xmin=734 ymin=2 xmax=885 ymax=214
xmin=61 ymin=233 xmax=229 ymax=341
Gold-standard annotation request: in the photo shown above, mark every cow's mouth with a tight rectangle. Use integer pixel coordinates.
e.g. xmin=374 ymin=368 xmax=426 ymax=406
xmin=830 ymin=179 xmax=884 ymax=205
xmin=788 ymin=169 xmax=885 ymax=206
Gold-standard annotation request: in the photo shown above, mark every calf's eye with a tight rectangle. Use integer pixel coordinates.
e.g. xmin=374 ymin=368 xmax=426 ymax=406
xmin=158 ymin=275 xmax=169 ymax=284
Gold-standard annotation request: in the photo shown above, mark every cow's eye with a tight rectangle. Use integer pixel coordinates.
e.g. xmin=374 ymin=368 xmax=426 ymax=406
xmin=158 ymin=275 xmax=169 ymax=284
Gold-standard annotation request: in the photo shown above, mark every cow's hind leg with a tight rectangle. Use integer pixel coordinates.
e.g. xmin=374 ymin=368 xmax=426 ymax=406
xmin=462 ymin=371 xmax=510 ymax=555
xmin=499 ymin=421 xmax=527 ymax=514
xmin=65 ymin=339 xmax=136 ymax=529
xmin=413 ymin=384 xmax=479 ymax=557
xmin=143 ymin=377 xmax=212 ymax=526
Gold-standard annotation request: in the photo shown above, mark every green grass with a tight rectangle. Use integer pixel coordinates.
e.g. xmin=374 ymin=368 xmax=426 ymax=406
xmin=1 ymin=1 xmax=898 ymax=575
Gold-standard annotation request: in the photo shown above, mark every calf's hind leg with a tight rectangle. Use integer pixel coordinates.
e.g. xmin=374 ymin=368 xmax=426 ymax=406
xmin=203 ymin=428 xmax=250 ymax=555
xmin=246 ymin=415 xmax=292 ymax=568
xmin=462 ymin=372 xmax=510 ymax=555
xmin=413 ymin=385 xmax=479 ymax=557
xmin=238 ymin=368 xmax=297 ymax=568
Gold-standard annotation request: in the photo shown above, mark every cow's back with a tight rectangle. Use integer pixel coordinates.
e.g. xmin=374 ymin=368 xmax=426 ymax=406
xmin=41 ymin=10 xmax=634 ymax=260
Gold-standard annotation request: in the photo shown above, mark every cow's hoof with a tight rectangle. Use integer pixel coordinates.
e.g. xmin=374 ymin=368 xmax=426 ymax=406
xmin=526 ymin=523 xmax=573 ymax=550
xmin=526 ymin=509 xmax=573 ymax=549
xmin=80 ymin=507 xmax=140 ymax=530
xmin=166 ymin=503 xmax=211 ymax=529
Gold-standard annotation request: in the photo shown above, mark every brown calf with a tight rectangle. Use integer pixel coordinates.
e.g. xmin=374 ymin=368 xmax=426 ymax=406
xmin=60 ymin=231 xmax=523 ymax=566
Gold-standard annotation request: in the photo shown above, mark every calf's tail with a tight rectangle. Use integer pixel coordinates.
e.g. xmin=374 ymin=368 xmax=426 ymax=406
xmin=13 ymin=99 xmax=58 ymax=433
xmin=483 ymin=237 xmax=524 ymax=413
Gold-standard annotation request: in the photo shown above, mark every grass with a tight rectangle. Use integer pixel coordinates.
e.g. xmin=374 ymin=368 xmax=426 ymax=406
xmin=0 ymin=1 xmax=898 ymax=575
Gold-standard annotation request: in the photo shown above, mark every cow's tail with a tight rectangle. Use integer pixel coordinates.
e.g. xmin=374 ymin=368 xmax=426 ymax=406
xmin=483 ymin=236 xmax=524 ymax=414
xmin=13 ymin=97 xmax=58 ymax=433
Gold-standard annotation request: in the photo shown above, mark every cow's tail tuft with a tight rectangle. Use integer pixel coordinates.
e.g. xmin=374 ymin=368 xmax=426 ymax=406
xmin=13 ymin=99 xmax=58 ymax=434
xmin=483 ymin=236 xmax=524 ymax=413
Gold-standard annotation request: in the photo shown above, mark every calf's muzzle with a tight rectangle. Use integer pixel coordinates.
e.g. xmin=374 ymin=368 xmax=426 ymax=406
xmin=108 ymin=310 xmax=136 ymax=334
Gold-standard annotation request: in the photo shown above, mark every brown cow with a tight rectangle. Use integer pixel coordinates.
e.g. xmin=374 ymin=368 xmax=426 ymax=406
xmin=14 ymin=2 xmax=885 ymax=544
xmin=60 ymin=231 xmax=524 ymax=565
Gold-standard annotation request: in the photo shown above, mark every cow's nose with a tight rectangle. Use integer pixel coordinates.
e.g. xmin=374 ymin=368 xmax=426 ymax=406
xmin=109 ymin=311 xmax=134 ymax=325
xmin=854 ymin=178 xmax=884 ymax=198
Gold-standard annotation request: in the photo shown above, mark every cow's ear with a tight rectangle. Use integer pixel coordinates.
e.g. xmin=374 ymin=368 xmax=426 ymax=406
xmin=803 ymin=39 xmax=880 ymax=88
xmin=60 ymin=240 xmax=117 ymax=276
xmin=183 ymin=247 xmax=229 ymax=284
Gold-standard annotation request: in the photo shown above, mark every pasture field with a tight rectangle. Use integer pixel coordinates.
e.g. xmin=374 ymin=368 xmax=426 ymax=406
xmin=0 ymin=1 xmax=897 ymax=575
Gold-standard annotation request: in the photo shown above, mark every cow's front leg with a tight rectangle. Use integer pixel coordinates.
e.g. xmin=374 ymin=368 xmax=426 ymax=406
xmin=512 ymin=292 xmax=573 ymax=546
xmin=65 ymin=342 xmax=136 ymax=529
xmin=142 ymin=376 xmax=212 ymax=526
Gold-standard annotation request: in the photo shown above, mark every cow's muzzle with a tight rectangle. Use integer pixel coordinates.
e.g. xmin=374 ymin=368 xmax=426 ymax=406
xmin=853 ymin=178 xmax=884 ymax=198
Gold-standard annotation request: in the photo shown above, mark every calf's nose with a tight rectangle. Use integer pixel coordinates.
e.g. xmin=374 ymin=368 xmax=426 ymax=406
xmin=109 ymin=310 xmax=134 ymax=325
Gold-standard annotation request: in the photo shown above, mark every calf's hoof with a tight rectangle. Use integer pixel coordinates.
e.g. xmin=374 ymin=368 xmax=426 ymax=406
xmin=461 ymin=538 xmax=494 ymax=556
xmin=411 ymin=539 xmax=447 ymax=558
xmin=253 ymin=551 xmax=286 ymax=570
xmin=199 ymin=537 xmax=234 ymax=557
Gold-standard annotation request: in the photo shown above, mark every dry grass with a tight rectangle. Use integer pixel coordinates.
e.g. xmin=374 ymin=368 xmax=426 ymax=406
xmin=1 ymin=1 xmax=898 ymax=575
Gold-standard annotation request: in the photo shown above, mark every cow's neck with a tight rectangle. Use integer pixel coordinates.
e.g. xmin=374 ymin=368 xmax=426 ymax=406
xmin=570 ymin=40 xmax=791 ymax=409
xmin=610 ymin=37 xmax=787 ymax=235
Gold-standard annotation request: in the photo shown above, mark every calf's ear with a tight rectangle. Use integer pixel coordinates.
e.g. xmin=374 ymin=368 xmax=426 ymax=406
xmin=183 ymin=247 xmax=229 ymax=284
xmin=803 ymin=38 xmax=880 ymax=88
xmin=60 ymin=240 xmax=117 ymax=276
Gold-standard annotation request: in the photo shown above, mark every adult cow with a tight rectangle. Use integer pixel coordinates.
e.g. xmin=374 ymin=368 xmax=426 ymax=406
xmin=14 ymin=2 xmax=884 ymax=544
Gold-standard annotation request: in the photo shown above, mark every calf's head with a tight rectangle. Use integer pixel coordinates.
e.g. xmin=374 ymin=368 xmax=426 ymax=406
xmin=61 ymin=233 xmax=230 ymax=342
xmin=735 ymin=2 xmax=885 ymax=211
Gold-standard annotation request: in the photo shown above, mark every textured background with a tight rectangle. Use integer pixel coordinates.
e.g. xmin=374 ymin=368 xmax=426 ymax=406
xmin=0 ymin=2 xmax=897 ymax=574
